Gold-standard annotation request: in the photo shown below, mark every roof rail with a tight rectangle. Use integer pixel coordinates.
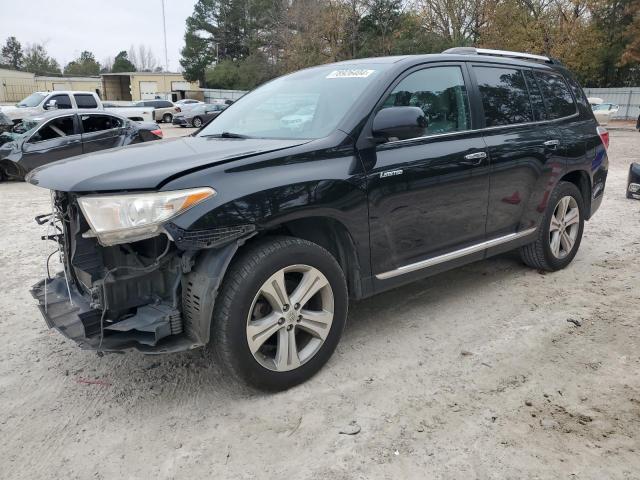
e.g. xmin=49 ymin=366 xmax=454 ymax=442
xmin=442 ymin=47 xmax=554 ymax=64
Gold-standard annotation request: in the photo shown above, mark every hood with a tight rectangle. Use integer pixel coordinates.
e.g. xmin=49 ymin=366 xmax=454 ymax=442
xmin=1 ymin=105 xmax=35 ymax=120
xmin=27 ymin=135 xmax=310 ymax=192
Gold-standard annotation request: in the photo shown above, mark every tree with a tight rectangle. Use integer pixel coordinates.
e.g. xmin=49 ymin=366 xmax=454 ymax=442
xmin=128 ymin=44 xmax=160 ymax=71
xmin=111 ymin=51 xmax=137 ymax=73
xmin=23 ymin=43 xmax=60 ymax=75
xmin=180 ymin=31 xmax=216 ymax=84
xmin=64 ymin=51 xmax=100 ymax=76
xmin=1 ymin=36 xmax=24 ymax=70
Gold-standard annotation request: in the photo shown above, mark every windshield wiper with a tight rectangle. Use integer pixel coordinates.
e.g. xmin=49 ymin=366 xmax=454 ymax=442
xmin=202 ymin=131 xmax=250 ymax=139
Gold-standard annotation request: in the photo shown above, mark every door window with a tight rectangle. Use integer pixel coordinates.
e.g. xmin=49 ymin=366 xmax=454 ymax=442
xmin=29 ymin=116 xmax=76 ymax=142
xmin=48 ymin=94 xmax=72 ymax=109
xmin=81 ymin=114 xmax=122 ymax=133
xmin=381 ymin=66 xmax=471 ymax=137
xmin=74 ymin=94 xmax=98 ymax=109
xmin=474 ymin=67 xmax=532 ymax=127
xmin=534 ymin=71 xmax=577 ymax=119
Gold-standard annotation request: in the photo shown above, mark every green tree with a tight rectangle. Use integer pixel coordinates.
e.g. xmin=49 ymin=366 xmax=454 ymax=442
xmin=23 ymin=43 xmax=60 ymax=75
xmin=64 ymin=51 xmax=100 ymax=76
xmin=180 ymin=31 xmax=216 ymax=84
xmin=1 ymin=36 xmax=24 ymax=70
xmin=111 ymin=51 xmax=137 ymax=73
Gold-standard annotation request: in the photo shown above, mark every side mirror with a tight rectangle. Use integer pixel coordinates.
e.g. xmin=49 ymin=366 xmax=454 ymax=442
xmin=44 ymin=100 xmax=57 ymax=110
xmin=372 ymin=106 xmax=427 ymax=141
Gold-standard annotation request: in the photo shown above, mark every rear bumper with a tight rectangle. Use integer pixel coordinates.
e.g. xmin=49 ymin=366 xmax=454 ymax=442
xmin=31 ymin=274 xmax=200 ymax=354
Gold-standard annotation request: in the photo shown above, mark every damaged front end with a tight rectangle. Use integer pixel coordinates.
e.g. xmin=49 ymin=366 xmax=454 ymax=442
xmin=31 ymin=191 xmax=253 ymax=353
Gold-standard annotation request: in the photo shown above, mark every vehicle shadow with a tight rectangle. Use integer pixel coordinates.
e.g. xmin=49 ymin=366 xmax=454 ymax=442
xmin=60 ymin=251 xmax=530 ymax=404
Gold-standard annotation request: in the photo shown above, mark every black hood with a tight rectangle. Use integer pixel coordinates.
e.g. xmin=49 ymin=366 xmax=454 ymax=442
xmin=27 ymin=136 xmax=310 ymax=192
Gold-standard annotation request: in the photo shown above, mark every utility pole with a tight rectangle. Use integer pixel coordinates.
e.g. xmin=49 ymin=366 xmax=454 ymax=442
xmin=161 ymin=0 xmax=169 ymax=72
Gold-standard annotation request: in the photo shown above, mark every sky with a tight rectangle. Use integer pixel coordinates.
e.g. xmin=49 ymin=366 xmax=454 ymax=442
xmin=0 ymin=0 xmax=199 ymax=72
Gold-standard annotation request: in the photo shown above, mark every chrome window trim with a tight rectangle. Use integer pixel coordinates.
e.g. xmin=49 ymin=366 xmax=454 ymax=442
xmin=379 ymin=112 xmax=579 ymax=148
xmin=375 ymin=227 xmax=537 ymax=280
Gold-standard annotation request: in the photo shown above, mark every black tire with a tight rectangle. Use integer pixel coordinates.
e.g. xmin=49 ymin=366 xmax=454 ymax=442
xmin=520 ymin=181 xmax=585 ymax=271
xmin=192 ymin=116 xmax=203 ymax=128
xmin=162 ymin=113 xmax=173 ymax=123
xmin=212 ymin=236 xmax=348 ymax=390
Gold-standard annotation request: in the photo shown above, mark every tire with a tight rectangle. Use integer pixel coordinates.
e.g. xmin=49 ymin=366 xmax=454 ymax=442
xmin=162 ymin=113 xmax=173 ymax=123
xmin=192 ymin=116 xmax=203 ymax=128
xmin=212 ymin=236 xmax=348 ymax=390
xmin=520 ymin=181 xmax=585 ymax=271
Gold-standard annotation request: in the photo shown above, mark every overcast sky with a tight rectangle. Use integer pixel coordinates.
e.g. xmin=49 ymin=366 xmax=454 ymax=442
xmin=0 ymin=0 xmax=198 ymax=71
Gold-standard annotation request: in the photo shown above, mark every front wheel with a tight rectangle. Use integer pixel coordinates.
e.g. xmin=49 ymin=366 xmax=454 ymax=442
xmin=212 ymin=237 xmax=348 ymax=390
xmin=192 ymin=116 xmax=203 ymax=128
xmin=520 ymin=181 xmax=585 ymax=271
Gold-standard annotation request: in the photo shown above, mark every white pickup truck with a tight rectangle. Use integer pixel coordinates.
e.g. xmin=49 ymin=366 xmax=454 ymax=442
xmin=1 ymin=91 xmax=154 ymax=124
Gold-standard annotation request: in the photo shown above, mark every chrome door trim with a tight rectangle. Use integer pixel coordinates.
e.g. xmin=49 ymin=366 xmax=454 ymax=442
xmin=375 ymin=227 xmax=537 ymax=280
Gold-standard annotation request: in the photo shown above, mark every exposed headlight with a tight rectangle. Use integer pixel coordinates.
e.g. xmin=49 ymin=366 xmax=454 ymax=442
xmin=78 ymin=187 xmax=216 ymax=246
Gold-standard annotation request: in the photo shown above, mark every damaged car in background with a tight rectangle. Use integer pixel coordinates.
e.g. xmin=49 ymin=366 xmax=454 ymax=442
xmin=29 ymin=49 xmax=608 ymax=391
xmin=0 ymin=110 xmax=162 ymax=181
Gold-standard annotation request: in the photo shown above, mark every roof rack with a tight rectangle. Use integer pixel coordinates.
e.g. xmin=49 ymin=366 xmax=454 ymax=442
xmin=442 ymin=47 xmax=554 ymax=64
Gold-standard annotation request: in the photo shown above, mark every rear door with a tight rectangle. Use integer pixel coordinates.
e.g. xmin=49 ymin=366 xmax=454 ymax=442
xmin=80 ymin=114 xmax=125 ymax=154
xmin=472 ymin=64 xmax=563 ymax=238
xmin=366 ymin=63 xmax=490 ymax=280
xmin=21 ymin=114 xmax=82 ymax=171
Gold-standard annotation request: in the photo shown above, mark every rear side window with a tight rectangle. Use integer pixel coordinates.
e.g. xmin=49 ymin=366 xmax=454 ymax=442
xmin=534 ymin=71 xmax=576 ymax=119
xmin=74 ymin=94 xmax=98 ymax=109
xmin=81 ymin=114 xmax=122 ymax=133
xmin=565 ymin=76 xmax=590 ymax=110
xmin=49 ymin=94 xmax=72 ymax=109
xmin=474 ymin=67 xmax=532 ymax=127
xmin=30 ymin=116 xmax=75 ymax=142
xmin=159 ymin=101 xmax=172 ymax=108
xmin=381 ymin=65 xmax=471 ymax=136
xmin=522 ymin=70 xmax=547 ymax=121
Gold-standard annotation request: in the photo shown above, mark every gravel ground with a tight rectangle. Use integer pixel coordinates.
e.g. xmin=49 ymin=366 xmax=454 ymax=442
xmin=1 ymin=130 xmax=639 ymax=479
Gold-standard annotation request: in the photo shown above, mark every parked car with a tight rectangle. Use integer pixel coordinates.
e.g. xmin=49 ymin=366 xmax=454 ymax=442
xmin=172 ymin=104 xmax=226 ymax=128
xmin=28 ymin=48 xmax=608 ymax=390
xmin=175 ymin=99 xmax=205 ymax=111
xmin=0 ymin=110 xmax=161 ymax=180
xmin=1 ymin=91 xmax=154 ymax=123
xmin=135 ymin=99 xmax=181 ymax=123
xmin=588 ymin=97 xmax=620 ymax=125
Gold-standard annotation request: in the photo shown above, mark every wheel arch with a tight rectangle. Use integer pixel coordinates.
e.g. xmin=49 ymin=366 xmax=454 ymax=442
xmin=560 ymin=169 xmax=592 ymax=219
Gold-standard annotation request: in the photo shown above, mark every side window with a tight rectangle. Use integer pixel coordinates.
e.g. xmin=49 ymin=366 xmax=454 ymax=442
xmin=522 ymin=70 xmax=547 ymax=121
xmin=49 ymin=94 xmax=72 ymax=109
xmin=474 ymin=67 xmax=532 ymax=127
xmin=534 ymin=71 xmax=577 ymax=119
xmin=160 ymin=101 xmax=172 ymax=108
xmin=74 ymin=94 xmax=98 ymax=109
xmin=81 ymin=114 xmax=123 ymax=133
xmin=565 ymin=76 xmax=590 ymax=110
xmin=381 ymin=66 xmax=471 ymax=136
xmin=29 ymin=116 xmax=75 ymax=142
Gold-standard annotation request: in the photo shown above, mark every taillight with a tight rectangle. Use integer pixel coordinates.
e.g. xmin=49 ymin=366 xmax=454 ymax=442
xmin=175 ymin=107 xmax=181 ymax=112
xmin=150 ymin=129 xmax=163 ymax=138
xmin=597 ymin=126 xmax=609 ymax=149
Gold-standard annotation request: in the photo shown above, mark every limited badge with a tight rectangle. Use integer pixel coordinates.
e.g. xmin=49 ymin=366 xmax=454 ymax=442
xmin=326 ymin=69 xmax=375 ymax=79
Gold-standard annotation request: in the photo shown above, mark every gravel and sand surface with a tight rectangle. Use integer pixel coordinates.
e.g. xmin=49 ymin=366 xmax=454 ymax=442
xmin=1 ymin=129 xmax=639 ymax=479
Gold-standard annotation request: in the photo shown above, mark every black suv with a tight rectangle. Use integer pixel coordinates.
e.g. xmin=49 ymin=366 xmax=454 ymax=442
xmin=29 ymin=48 xmax=608 ymax=390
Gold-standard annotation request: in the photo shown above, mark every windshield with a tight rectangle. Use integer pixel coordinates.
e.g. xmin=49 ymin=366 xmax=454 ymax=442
xmin=198 ymin=64 xmax=388 ymax=139
xmin=13 ymin=119 xmax=40 ymax=134
xmin=17 ymin=93 xmax=46 ymax=108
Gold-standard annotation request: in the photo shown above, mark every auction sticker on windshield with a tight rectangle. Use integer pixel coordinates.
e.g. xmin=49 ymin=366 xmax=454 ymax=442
xmin=326 ymin=69 xmax=375 ymax=79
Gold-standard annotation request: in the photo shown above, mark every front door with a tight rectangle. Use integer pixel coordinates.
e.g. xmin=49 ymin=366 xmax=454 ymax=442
xmin=365 ymin=64 xmax=490 ymax=281
xmin=21 ymin=114 xmax=82 ymax=171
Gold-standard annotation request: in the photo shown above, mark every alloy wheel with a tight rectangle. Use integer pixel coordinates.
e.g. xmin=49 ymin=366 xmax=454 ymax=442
xmin=549 ymin=195 xmax=580 ymax=259
xmin=246 ymin=264 xmax=334 ymax=372
xmin=193 ymin=117 xmax=202 ymax=128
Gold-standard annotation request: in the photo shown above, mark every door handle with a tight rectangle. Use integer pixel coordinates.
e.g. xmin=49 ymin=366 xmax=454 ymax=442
xmin=461 ymin=151 xmax=487 ymax=166
xmin=544 ymin=139 xmax=560 ymax=149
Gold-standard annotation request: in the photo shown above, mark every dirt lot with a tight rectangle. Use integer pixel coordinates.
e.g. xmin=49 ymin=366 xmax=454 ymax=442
xmin=1 ymin=129 xmax=639 ymax=479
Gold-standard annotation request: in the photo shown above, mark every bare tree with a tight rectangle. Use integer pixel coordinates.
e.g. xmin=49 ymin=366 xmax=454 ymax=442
xmin=128 ymin=44 xmax=160 ymax=71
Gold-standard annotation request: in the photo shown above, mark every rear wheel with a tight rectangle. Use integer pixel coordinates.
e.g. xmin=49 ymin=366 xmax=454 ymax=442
xmin=162 ymin=113 xmax=173 ymax=123
xmin=192 ymin=116 xmax=203 ymax=128
xmin=212 ymin=237 xmax=348 ymax=390
xmin=520 ymin=181 xmax=584 ymax=271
